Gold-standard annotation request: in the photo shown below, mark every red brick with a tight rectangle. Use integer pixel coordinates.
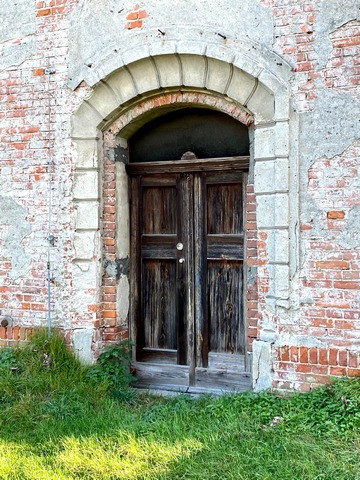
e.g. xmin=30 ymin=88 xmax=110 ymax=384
xmin=319 ymin=349 xmax=329 ymax=365
xmin=36 ymin=8 xmax=51 ymax=16
xmin=332 ymin=37 xmax=360 ymax=48
xmin=295 ymin=363 xmax=312 ymax=373
xmin=280 ymin=346 xmax=290 ymax=362
xmin=6 ymin=327 xmax=13 ymax=340
xmin=126 ymin=20 xmax=143 ymax=29
xmin=327 ymin=211 xmax=345 ymax=220
xmin=330 ymin=366 xmax=346 ymax=376
xmin=339 ymin=351 xmax=348 ymax=367
xmin=290 ymin=346 xmax=299 ymax=362
xmin=316 ymin=261 xmax=350 ymax=269
xmin=300 ymin=347 xmax=308 ymax=363
xmin=349 ymin=352 xmax=359 ymax=368
xmin=334 ymin=281 xmax=359 ymax=290
xmin=33 ymin=68 xmax=46 ymax=76
xmin=0 ymin=327 xmax=6 ymax=340
xmin=329 ymin=348 xmax=338 ymax=365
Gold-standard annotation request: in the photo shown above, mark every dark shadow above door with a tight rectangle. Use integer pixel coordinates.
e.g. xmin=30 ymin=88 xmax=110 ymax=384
xmin=128 ymin=108 xmax=250 ymax=163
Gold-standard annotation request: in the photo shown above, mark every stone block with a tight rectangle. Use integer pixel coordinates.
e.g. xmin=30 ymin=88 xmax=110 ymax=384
xmin=153 ymin=54 xmax=182 ymax=88
xmin=256 ymin=193 xmax=289 ymax=228
xmin=75 ymin=139 xmax=100 ymax=169
xmin=259 ymin=69 xmax=290 ymax=120
xmin=73 ymin=171 xmax=99 ymax=200
xmin=226 ymin=67 xmax=256 ymax=106
xmin=275 ymin=94 xmax=290 ymax=121
xmin=265 ymin=229 xmax=290 ymax=264
xmin=72 ymin=103 xmax=102 ymax=138
xmin=117 ymin=275 xmax=130 ymax=323
xmin=86 ymin=82 xmax=121 ymax=121
xmin=105 ymin=68 xmax=138 ymax=105
xmin=128 ymin=57 xmax=160 ymax=94
xmin=116 ymin=164 xmax=130 ymax=258
xmin=254 ymin=158 xmax=289 ymax=193
xmin=275 ymin=121 xmax=290 ymax=157
xmin=72 ymin=328 xmax=94 ymax=364
xmin=233 ymin=52 xmax=263 ymax=80
xmin=268 ymin=264 xmax=290 ymax=299
xmin=70 ymin=265 xmax=100 ymax=319
xmin=205 ymin=57 xmax=232 ymax=94
xmin=252 ymin=340 xmax=273 ymax=391
xmin=73 ymin=260 xmax=100 ymax=289
xmin=75 ymin=201 xmax=99 ymax=230
xmin=74 ymin=231 xmax=98 ymax=260
xmin=254 ymin=126 xmax=275 ymax=159
xmin=206 ymin=43 xmax=240 ymax=65
xmin=181 ymin=54 xmax=207 ymax=88
xmin=247 ymin=82 xmax=275 ymax=124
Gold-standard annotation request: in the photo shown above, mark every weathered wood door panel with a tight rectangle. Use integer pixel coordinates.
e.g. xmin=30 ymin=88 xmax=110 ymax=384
xmin=128 ymin=159 xmax=250 ymax=392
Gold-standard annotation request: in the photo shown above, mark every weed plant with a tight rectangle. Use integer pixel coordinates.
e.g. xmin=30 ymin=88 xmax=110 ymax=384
xmin=0 ymin=332 xmax=359 ymax=479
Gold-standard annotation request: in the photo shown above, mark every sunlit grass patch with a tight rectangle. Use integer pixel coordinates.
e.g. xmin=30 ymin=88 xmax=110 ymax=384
xmin=55 ymin=435 xmax=203 ymax=480
xmin=0 ymin=332 xmax=359 ymax=479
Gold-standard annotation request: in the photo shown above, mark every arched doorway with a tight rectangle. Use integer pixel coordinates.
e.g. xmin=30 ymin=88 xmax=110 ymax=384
xmin=127 ymin=108 xmax=251 ymax=393
xmin=71 ymin=49 xmax=293 ymax=392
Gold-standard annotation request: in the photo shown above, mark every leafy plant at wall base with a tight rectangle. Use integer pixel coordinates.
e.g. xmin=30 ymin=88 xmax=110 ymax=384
xmin=88 ymin=340 xmax=136 ymax=401
xmin=0 ymin=348 xmax=18 ymax=371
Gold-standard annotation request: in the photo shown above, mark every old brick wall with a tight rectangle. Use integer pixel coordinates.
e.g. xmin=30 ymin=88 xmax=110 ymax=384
xmin=0 ymin=0 xmax=359 ymax=388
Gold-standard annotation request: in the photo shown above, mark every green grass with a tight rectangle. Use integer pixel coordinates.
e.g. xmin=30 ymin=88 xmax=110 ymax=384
xmin=0 ymin=332 xmax=359 ymax=480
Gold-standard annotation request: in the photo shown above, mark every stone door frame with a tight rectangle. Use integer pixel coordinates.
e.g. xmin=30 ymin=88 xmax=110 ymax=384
xmin=71 ymin=41 xmax=298 ymax=390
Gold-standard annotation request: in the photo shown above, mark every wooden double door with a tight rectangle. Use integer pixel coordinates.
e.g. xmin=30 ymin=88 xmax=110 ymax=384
xmin=128 ymin=157 xmax=251 ymax=393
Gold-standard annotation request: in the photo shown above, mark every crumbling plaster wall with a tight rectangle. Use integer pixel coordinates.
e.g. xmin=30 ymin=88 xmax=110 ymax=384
xmin=0 ymin=0 xmax=359 ymax=388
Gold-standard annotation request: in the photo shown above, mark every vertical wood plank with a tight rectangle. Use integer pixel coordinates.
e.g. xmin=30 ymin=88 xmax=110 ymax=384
xmin=176 ymin=173 xmax=194 ymax=385
xmin=207 ymin=260 xmax=244 ymax=354
xmin=207 ymin=183 xmax=243 ymax=234
xmin=176 ymin=174 xmax=186 ymax=366
xmin=142 ymin=187 xmax=177 ymax=234
xmin=143 ymin=260 xmax=177 ymax=349
xmin=129 ymin=175 xmax=142 ymax=360
xmin=186 ymin=173 xmax=195 ymax=385
xmin=242 ymin=173 xmax=249 ymax=370
xmin=194 ymin=172 xmax=208 ymax=368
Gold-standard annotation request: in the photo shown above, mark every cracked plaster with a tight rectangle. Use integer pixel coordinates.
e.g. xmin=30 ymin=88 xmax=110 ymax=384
xmin=314 ymin=0 xmax=360 ymax=68
xmin=0 ymin=0 xmax=36 ymax=70
xmin=0 ymin=196 xmax=32 ymax=280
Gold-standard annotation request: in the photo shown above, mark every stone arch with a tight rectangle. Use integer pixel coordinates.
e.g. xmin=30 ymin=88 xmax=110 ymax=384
xmin=71 ymin=47 xmax=296 ymax=390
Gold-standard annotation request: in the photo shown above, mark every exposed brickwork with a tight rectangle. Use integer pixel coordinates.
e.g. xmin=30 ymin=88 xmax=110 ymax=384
xmin=125 ymin=4 xmax=148 ymax=29
xmin=0 ymin=0 xmax=359 ymax=391
xmin=0 ymin=0 xmax=78 ymax=332
xmin=0 ymin=325 xmax=34 ymax=346
xmin=260 ymin=3 xmax=360 ymax=110
xmin=327 ymin=20 xmax=360 ymax=96
xmin=245 ymin=184 xmax=259 ymax=351
xmin=274 ymin=346 xmax=360 ymax=391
